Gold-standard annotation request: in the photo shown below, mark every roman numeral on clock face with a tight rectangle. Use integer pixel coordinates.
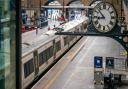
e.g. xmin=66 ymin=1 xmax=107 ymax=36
xmin=107 ymin=25 xmax=110 ymax=31
xmin=110 ymin=11 xmax=114 ymax=14
xmin=111 ymin=16 xmax=116 ymax=19
xmin=110 ymin=20 xmax=114 ymax=26
xmin=107 ymin=6 xmax=110 ymax=10
xmin=103 ymin=26 xmax=105 ymax=30
xmin=97 ymin=24 xmax=101 ymax=29
xmin=103 ymin=4 xmax=106 ymax=9
xmin=98 ymin=5 xmax=102 ymax=10
xmin=93 ymin=16 xmax=98 ymax=18
xmin=94 ymin=20 xmax=98 ymax=25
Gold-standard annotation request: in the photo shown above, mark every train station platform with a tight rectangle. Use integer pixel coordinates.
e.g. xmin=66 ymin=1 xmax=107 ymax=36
xmin=32 ymin=37 xmax=128 ymax=89
xmin=22 ymin=20 xmax=62 ymax=43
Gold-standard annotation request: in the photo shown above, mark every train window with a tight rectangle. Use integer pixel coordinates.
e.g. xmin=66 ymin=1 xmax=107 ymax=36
xmin=39 ymin=52 xmax=46 ymax=66
xmin=39 ymin=53 xmax=42 ymax=66
xmin=42 ymin=46 xmax=54 ymax=62
xmin=70 ymin=36 xmax=74 ymax=41
xmin=55 ymin=41 xmax=61 ymax=52
xmin=43 ymin=50 xmax=47 ymax=61
xmin=24 ymin=59 xmax=34 ymax=78
xmin=64 ymin=37 xmax=68 ymax=46
xmin=64 ymin=37 xmax=66 ymax=46
xmin=46 ymin=48 xmax=50 ymax=60
xmin=39 ymin=46 xmax=53 ymax=66
xmin=39 ymin=47 xmax=53 ymax=66
xmin=49 ymin=46 xmax=53 ymax=58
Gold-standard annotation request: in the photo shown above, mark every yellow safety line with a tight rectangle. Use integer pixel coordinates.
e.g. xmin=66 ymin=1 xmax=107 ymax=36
xmin=43 ymin=40 xmax=85 ymax=89
xmin=43 ymin=52 xmax=80 ymax=89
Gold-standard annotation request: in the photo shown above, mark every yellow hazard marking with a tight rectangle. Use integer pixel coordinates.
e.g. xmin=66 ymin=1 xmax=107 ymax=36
xmin=93 ymin=80 xmax=96 ymax=84
xmin=43 ymin=40 xmax=85 ymax=89
xmin=120 ymin=51 xmax=127 ymax=56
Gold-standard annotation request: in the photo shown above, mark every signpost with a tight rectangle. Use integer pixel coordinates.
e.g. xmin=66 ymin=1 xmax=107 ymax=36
xmin=94 ymin=56 xmax=103 ymax=85
xmin=94 ymin=56 xmax=103 ymax=68
xmin=114 ymin=58 xmax=126 ymax=71
xmin=106 ymin=57 xmax=114 ymax=69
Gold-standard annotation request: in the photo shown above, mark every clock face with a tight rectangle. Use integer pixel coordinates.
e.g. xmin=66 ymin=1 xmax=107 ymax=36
xmin=92 ymin=2 xmax=117 ymax=33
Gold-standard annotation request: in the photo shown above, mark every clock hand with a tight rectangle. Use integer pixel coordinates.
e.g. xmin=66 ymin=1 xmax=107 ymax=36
xmin=97 ymin=8 xmax=105 ymax=19
xmin=100 ymin=11 xmax=105 ymax=19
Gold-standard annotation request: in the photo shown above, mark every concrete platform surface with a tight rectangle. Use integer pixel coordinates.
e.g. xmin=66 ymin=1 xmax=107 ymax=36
xmin=48 ymin=37 xmax=127 ymax=89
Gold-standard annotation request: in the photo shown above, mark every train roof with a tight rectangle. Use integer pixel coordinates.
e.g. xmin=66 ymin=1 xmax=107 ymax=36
xmin=22 ymin=31 xmax=57 ymax=57
xmin=22 ymin=17 xmax=88 ymax=57
xmin=55 ymin=17 xmax=88 ymax=31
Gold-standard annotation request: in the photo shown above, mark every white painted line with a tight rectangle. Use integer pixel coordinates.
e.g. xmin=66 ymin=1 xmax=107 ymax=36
xmin=32 ymin=37 xmax=87 ymax=89
xmin=77 ymin=37 xmax=97 ymax=65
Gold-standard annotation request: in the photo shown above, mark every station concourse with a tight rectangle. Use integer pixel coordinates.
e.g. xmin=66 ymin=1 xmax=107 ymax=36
xmin=0 ymin=0 xmax=128 ymax=89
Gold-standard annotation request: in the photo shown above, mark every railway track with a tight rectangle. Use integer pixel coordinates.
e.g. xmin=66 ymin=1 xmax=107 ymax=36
xmin=26 ymin=37 xmax=87 ymax=89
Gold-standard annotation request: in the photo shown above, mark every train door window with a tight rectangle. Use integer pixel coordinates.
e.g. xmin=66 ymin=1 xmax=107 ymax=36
xmin=49 ymin=46 xmax=53 ymax=58
xmin=46 ymin=48 xmax=50 ymax=60
xmin=43 ymin=50 xmax=47 ymax=62
xmin=64 ymin=37 xmax=68 ymax=46
xmin=64 ymin=37 xmax=66 ymax=46
xmin=24 ymin=59 xmax=34 ymax=78
xmin=39 ymin=53 xmax=43 ymax=66
xmin=39 ymin=50 xmax=47 ymax=65
xmin=70 ymin=36 xmax=74 ymax=41
xmin=45 ymin=46 xmax=53 ymax=61
xmin=39 ymin=52 xmax=45 ymax=66
xmin=33 ymin=51 xmax=39 ymax=75
xmin=55 ymin=41 xmax=61 ymax=52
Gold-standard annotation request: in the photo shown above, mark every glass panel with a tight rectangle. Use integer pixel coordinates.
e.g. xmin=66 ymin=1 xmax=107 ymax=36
xmin=0 ymin=0 xmax=16 ymax=89
xmin=39 ymin=53 xmax=43 ymax=66
xmin=0 ymin=0 xmax=10 ymax=19
xmin=64 ymin=37 xmax=68 ymax=46
xmin=49 ymin=46 xmax=53 ymax=58
xmin=56 ymin=41 xmax=61 ymax=52
xmin=24 ymin=59 xmax=34 ymax=78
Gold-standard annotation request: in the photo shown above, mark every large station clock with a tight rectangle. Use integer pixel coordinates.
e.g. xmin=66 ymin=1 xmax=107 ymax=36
xmin=92 ymin=2 xmax=117 ymax=33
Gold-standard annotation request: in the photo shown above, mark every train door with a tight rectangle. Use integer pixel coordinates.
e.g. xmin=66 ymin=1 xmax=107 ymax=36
xmin=68 ymin=36 xmax=70 ymax=48
xmin=53 ymin=40 xmax=56 ymax=60
xmin=33 ymin=51 xmax=39 ymax=76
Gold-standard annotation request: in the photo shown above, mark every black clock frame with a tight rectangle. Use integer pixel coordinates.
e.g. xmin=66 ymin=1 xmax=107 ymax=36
xmin=92 ymin=2 xmax=117 ymax=33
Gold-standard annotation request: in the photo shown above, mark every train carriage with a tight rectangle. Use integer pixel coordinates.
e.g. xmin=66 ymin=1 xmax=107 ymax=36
xmin=38 ymin=38 xmax=54 ymax=75
xmin=21 ymin=17 xmax=88 ymax=89
xmin=22 ymin=52 xmax=35 ymax=88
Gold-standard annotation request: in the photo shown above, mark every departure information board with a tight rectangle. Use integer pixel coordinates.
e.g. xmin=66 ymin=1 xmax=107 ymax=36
xmin=106 ymin=57 xmax=114 ymax=69
xmin=94 ymin=56 xmax=103 ymax=68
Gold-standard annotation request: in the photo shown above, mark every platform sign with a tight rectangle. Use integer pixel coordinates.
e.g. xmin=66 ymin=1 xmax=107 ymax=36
xmin=94 ymin=71 xmax=104 ymax=85
xmin=94 ymin=56 xmax=103 ymax=68
xmin=69 ymin=10 xmax=75 ymax=21
xmin=114 ymin=58 xmax=126 ymax=71
xmin=106 ymin=57 xmax=114 ymax=69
